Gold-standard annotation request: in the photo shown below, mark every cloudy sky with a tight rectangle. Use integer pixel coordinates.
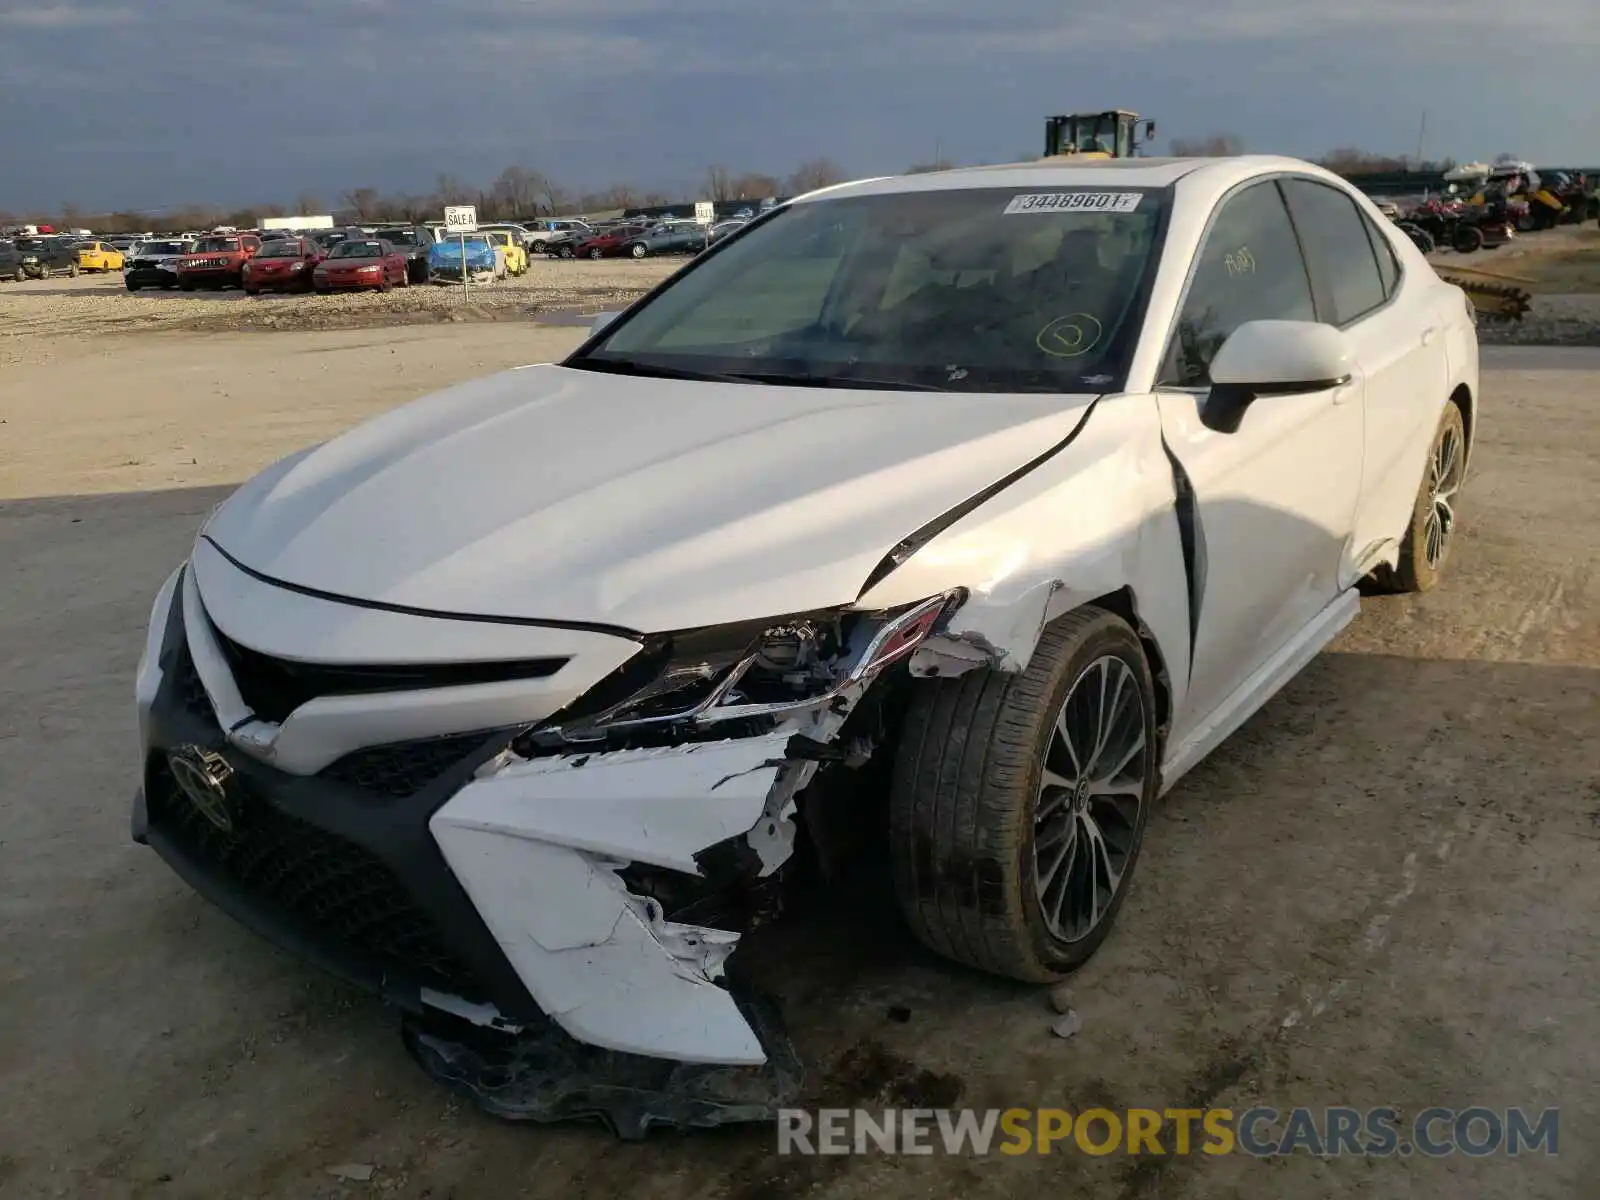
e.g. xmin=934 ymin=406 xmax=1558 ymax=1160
xmin=2 ymin=0 xmax=1597 ymax=213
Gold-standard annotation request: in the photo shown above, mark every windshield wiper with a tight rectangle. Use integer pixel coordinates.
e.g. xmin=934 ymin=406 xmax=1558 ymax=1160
xmin=565 ymin=358 xmax=752 ymax=385
xmin=718 ymin=370 xmax=949 ymax=392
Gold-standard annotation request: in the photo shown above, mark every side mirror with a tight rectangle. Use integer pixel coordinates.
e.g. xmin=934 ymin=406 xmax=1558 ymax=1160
xmin=589 ymin=311 xmax=621 ymax=337
xmin=1203 ymin=320 xmax=1355 ymax=434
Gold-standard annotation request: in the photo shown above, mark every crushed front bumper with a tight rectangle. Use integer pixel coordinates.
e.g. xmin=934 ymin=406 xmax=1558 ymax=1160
xmin=132 ymin=563 xmax=806 ymax=1123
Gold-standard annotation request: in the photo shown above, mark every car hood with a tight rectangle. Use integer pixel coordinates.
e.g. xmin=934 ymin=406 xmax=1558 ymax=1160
xmin=202 ymin=364 xmax=1096 ymax=632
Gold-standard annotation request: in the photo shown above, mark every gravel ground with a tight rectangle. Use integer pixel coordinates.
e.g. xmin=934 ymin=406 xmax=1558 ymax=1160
xmin=1 ymin=318 xmax=1598 ymax=1197
xmin=1475 ymin=294 xmax=1600 ymax=346
xmin=0 ymin=257 xmax=681 ymax=351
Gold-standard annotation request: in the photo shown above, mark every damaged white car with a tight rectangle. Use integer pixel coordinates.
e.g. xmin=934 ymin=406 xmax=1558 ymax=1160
xmin=133 ymin=155 xmax=1478 ymax=1134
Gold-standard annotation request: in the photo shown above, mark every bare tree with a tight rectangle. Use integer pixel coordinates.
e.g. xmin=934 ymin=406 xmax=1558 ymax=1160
xmin=704 ymin=165 xmax=735 ymax=201
xmin=787 ymin=157 xmax=845 ymax=194
xmin=433 ymin=173 xmax=473 ymax=205
xmin=730 ymin=172 xmax=781 ymax=199
xmin=600 ymin=183 xmax=641 ymax=211
xmin=341 ymin=187 xmax=381 ymax=219
xmin=1168 ymin=133 xmax=1245 ymax=157
xmin=293 ymin=192 xmax=323 ymax=215
xmin=492 ymin=166 xmax=548 ymax=219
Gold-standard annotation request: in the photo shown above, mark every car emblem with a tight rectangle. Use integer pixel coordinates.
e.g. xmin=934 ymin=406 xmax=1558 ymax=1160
xmin=167 ymin=744 xmax=237 ymax=832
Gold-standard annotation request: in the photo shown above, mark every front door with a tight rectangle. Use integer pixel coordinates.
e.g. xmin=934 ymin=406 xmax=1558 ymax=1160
xmin=1153 ymin=178 xmax=1365 ymax=742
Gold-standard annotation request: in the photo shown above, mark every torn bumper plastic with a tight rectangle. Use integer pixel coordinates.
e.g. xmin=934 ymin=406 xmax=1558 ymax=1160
xmin=429 ymin=732 xmax=806 ymax=1066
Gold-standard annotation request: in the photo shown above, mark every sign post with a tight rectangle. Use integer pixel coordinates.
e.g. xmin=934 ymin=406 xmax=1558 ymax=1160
xmin=443 ymin=204 xmax=478 ymax=296
xmin=694 ymin=200 xmax=714 ymax=252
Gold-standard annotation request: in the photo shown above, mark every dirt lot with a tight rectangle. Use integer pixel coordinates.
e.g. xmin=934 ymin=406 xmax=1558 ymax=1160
xmin=0 ymin=256 xmax=681 ymax=351
xmin=1 ymin=308 xmax=1598 ymax=1198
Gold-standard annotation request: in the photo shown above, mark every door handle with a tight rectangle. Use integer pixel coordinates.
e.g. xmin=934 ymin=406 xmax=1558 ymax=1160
xmin=1421 ymin=325 xmax=1438 ymax=346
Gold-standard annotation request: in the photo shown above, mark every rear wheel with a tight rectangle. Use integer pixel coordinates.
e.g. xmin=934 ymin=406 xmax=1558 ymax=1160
xmin=68 ymin=262 xmax=79 ymax=278
xmin=630 ymin=243 xmax=647 ymax=259
xmin=1453 ymin=224 xmax=1485 ymax=254
xmin=889 ymin=608 xmax=1158 ymax=981
xmin=587 ymin=248 xmax=603 ymax=260
xmin=179 ymin=280 xmax=195 ymax=291
xmin=125 ymin=279 xmax=141 ymax=292
xmin=1370 ymin=402 xmax=1467 ymax=594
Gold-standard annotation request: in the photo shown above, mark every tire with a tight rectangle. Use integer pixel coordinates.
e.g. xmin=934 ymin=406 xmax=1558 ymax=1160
xmin=244 ymin=286 xmax=260 ymax=296
xmin=1452 ymin=224 xmax=1484 ymax=254
xmin=125 ymin=279 xmax=141 ymax=292
xmin=180 ymin=280 xmax=195 ymax=291
xmin=39 ymin=265 xmax=51 ymax=280
xmin=588 ymin=248 xmax=603 ymax=260
xmin=68 ymin=262 xmax=79 ymax=278
xmin=1369 ymin=401 xmax=1467 ymax=594
xmin=560 ymin=246 xmax=574 ymax=259
xmin=315 ymin=286 xmax=331 ymax=295
xmin=12 ymin=267 xmax=22 ymax=282
xmin=630 ymin=243 xmax=647 ymax=258
xmin=531 ymin=240 xmax=547 ymax=253
xmin=889 ymin=607 xmax=1159 ymax=982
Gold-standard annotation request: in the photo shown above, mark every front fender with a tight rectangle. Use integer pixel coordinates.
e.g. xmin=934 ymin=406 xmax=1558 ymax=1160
xmin=856 ymin=393 xmax=1191 ymax=719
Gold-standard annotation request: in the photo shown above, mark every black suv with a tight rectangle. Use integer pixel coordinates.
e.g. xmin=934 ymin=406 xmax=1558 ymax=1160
xmin=367 ymin=225 xmax=436 ymax=283
xmin=10 ymin=237 xmax=80 ymax=280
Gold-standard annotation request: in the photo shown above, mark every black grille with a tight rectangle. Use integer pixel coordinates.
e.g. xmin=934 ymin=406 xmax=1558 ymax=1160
xmin=213 ymin=633 xmax=567 ymax=724
xmin=173 ymin=643 xmax=215 ymax=722
xmin=321 ymin=733 xmax=489 ymax=797
xmin=148 ymin=761 xmax=482 ymax=997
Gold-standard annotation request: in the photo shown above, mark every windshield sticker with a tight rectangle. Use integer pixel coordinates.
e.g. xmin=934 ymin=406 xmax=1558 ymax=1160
xmin=1004 ymin=192 xmax=1143 ymax=215
xmin=1225 ymin=246 xmax=1257 ymax=276
xmin=1036 ymin=313 xmax=1104 ymax=358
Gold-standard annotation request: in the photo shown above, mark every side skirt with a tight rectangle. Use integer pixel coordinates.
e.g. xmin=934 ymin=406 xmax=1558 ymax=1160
xmin=1157 ymin=587 xmax=1360 ymax=796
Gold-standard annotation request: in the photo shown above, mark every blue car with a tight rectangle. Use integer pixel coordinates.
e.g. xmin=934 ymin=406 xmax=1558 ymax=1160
xmin=428 ymin=235 xmax=499 ymax=282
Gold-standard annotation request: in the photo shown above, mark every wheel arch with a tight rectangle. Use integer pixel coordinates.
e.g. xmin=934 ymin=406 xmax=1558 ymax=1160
xmin=1072 ymin=589 xmax=1174 ymax=754
xmin=1449 ymin=380 xmax=1475 ymax=471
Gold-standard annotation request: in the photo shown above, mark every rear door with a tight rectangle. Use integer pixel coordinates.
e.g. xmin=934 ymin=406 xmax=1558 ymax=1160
xmin=1280 ymin=177 xmax=1449 ymax=572
xmin=1153 ymin=178 xmax=1366 ymax=737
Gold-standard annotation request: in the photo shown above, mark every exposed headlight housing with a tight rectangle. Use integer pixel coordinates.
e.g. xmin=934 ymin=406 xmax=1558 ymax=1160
xmin=535 ymin=591 xmax=963 ymax=744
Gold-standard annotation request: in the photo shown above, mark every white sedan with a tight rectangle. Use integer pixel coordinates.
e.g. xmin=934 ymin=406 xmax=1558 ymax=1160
xmin=132 ymin=155 xmax=1477 ymax=1129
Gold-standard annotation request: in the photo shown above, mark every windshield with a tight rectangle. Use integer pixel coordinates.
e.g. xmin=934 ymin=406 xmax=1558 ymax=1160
xmin=440 ymin=236 xmax=490 ymax=250
xmin=571 ymin=186 xmax=1170 ymax=393
xmin=193 ymin=237 xmax=239 ymax=252
xmin=377 ymin=229 xmax=418 ymax=246
xmin=142 ymin=241 xmax=188 ymax=255
xmin=330 ymin=241 xmax=384 ymax=258
xmin=257 ymin=241 xmax=303 ymax=258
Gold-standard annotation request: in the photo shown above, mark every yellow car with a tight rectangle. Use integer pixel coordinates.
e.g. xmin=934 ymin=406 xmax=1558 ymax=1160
xmin=77 ymin=241 xmax=126 ymax=272
xmin=482 ymin=229 xmax=528 ymax=276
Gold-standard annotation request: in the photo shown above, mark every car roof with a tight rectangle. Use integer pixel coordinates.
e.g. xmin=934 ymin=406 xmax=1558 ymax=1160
xmin=796 ymin=155 xmax=1344 ymax=204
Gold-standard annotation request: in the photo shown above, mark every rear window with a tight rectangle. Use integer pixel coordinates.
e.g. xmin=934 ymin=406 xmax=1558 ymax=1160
xmin=330 ymin=241 xmax=384 ymax=258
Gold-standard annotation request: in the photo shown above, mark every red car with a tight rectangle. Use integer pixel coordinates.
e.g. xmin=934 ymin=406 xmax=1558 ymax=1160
xmin=573 ymin=225 xmax=648 ymax=259
xmin=311 ymin=238 xmax=410 ymax=293
xmin=176 ymin=233 xmax=262 ymax=290
xmin=241 ymin=238 xmax=320 ymax=295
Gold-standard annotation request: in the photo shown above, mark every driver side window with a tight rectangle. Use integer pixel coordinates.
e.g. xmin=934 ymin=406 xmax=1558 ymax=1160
xmin=1161 ymin=181 xmax=1315 ymax=388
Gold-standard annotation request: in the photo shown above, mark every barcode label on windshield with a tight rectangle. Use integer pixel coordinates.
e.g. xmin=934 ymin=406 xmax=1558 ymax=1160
xmin=1003 ymin=192 xmax=1143 ymax=215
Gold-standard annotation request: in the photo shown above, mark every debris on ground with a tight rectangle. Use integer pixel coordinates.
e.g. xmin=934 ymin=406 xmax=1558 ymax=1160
xmin=326 ymin=1163 xmax=376 ymax=1182
xmin=1048 ymin=983 xmax=1074 ymax=1014
xmin=1051 ymin=1010 xmax=1083 ymax=1040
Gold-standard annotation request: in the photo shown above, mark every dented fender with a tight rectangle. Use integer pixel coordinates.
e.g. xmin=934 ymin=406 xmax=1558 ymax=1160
xmin=860 ymin=394 xmax=1192 ymax=719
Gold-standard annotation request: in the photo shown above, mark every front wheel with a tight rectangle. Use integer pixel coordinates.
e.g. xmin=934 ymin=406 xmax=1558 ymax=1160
xmin=890 ymin=607 xmax=1158 ymax=982
xmin=1370 ymin=402 xmax=1467 ymax=594
xmin=630 ymin=243 xmax=647 ymax=258
xmin=587 ymin=248 xmax=603 ymax=260
xmin=125 ymin=279 xmax=141 ymax=292
xmin=68 ymin=262 xmax=79 ymax=278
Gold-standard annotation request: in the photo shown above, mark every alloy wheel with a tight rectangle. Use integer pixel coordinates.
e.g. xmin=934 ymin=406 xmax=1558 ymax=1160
xmin=1424 ymin=422 xmax=1464 ymax=568
xmin=1033 ymin=655 xmax=1147 ymax=943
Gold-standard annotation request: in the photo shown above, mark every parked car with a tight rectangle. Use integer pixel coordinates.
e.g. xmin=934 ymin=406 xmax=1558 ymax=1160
xmin=127 ymin=157 xmax=1479 ymax=1132
xmin=481 ymin=228 xmax=529 ymax=275
xmin=77 ymin=240 xmax=126 ymax=273
xmin=538 ymin=229 xmax=587 ymax=258
xmin=366 ymin=225 xmax=437 ymax=283
xmin=124 ymin=239 xmax=195 ymax=291
xmin=11 ymin=236 xmax=80 ymax=279
xmin=522 ymin=218 xmax=592 ymax=254
xmin=706 ymin=218 xmax=749 ymax=246
xmin=312 ymin=238 xmax=409 ymax=293
xmin=620 ymin=221 xmax=708 ymax=258
xmin=0 ymin=241 xmax=19 ymax=281
xmin=428 ymin=234 xmax=501 ymax=282
xmin=572 ymin=225 xmax=648 ymax=259
xmin=177 ymin=233 xmax=263 ymax=290
xmin=242 ymin=238 xmax=321 ymax=294
xmin=308 ymin=227 xmax=371 ymax=259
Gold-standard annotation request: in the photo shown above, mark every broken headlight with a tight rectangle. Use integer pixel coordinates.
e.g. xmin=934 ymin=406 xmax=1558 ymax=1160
xmin=548 ymin=591 xmax=963 ymax=739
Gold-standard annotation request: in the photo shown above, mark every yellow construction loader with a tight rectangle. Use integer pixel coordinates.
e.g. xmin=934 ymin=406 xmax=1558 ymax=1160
xmin=1044 ymin=111 xmax=1157 ymax=160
